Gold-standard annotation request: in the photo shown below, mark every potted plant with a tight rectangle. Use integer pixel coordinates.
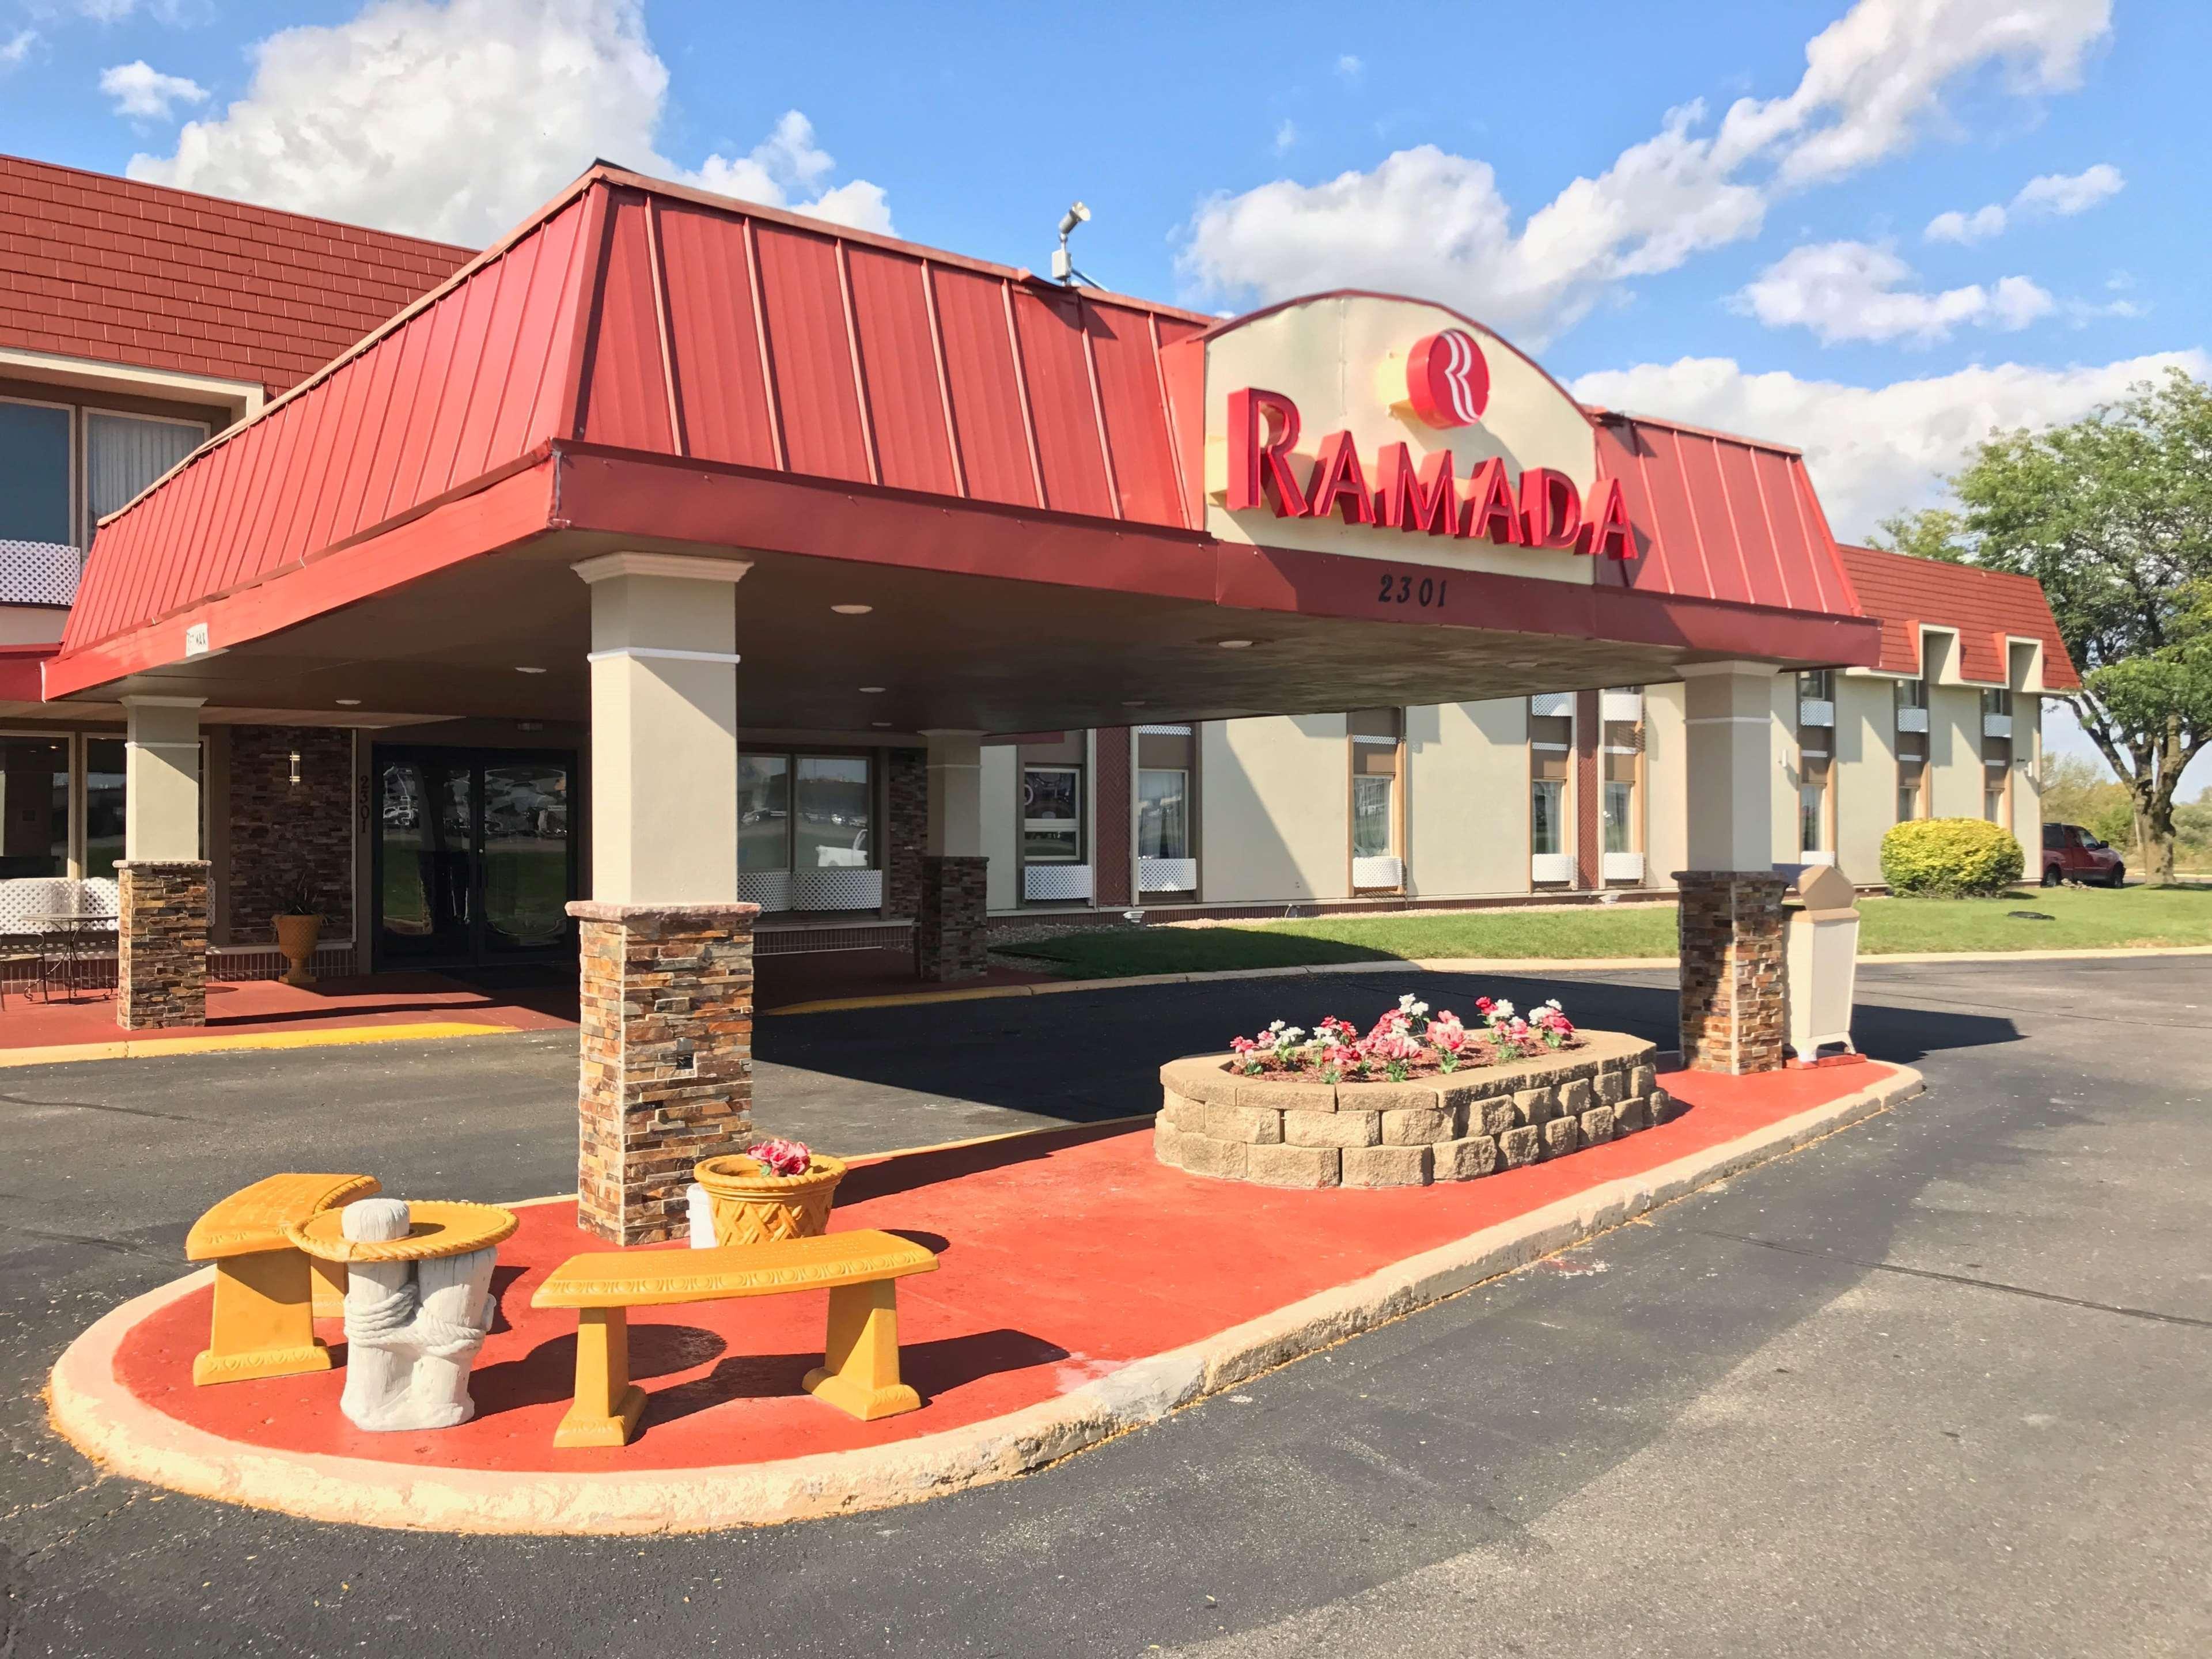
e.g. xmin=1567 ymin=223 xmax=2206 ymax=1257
xmin=693 ymin=1138 xmax=847 ymax=1245
xmin=273 ymin=872 xmax=323 ymax=987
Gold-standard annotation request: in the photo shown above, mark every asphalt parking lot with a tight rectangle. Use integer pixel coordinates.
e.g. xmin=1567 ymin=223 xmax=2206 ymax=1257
xmin=2 ymin=954 xmax=2206 ymax=1656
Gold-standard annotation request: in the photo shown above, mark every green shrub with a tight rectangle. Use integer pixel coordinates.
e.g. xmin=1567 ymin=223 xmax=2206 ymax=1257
xmin=1879 ymin=817 xmax=2025 ymax=897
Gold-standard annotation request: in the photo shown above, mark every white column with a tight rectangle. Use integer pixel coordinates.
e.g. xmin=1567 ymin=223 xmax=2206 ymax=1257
xmin=123 ymin=695 xmax=203 ymax=861
xmin=575 ymin=552 xmax=750 ymax=906
xmin=921 ymin=730 xmax=986 ymax=857
xmin=1680 ymin=662 xmax=1778 ymax=872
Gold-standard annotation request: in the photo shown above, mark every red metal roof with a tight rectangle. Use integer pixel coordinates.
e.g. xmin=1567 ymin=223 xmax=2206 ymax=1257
xmin=1592 ymin=411 xmax=1858 ymax=617
xmin=0 ymin=153 xmax=469 ymax=400
xmin=62 ymin=166 xmax=1218 ymax=660
xmin=1837 ymin=541 xmax=2079 ymax=690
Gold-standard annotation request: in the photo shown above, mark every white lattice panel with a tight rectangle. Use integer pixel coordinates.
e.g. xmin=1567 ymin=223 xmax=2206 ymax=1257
xmin=1895 ymin=706 xmax=1929 ymax=733
xmin=790 ymin=868 xmax=883 ymax=911
xmin=738 ymin=872 xmax=792 ymax=912
xmin=0 ymin=540 xmax=79 ymax=607
xmin=1982 ymin=713 xmax=2013 ymax=738
xmin=1134 ymin=724 xmax=1192 ymax=736
xmin=1600 ymin=690 xmax=1642 ymax=722
xmin=1529 ymin=692 xmax=1574 ymax=717
xmin=1023 ymin=863 xmax=1093 ymax=902
xmin=1352 ymin=855 xmax=1402 ymax=889
xmin=1531 ymin=853 xmax=1576 ymax=884
xmin=1601 ymin=851 xmax=1646 ymax=883
xmin=1798 ymin=698 xmax=1835 ymax=727
xmin=0 ymin=878 xmax=68 ymax=934
xmin=1138 ymin=857 xmax=1197 ymax=892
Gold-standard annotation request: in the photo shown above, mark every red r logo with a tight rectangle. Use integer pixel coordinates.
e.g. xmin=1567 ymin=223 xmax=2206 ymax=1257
xmin=1403 ymin=329 xmax=1489 ymax=429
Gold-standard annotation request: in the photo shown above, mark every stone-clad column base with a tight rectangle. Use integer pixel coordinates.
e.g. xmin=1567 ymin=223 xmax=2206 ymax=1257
xmin=569 ymin=901 xmax=759 ymax=1245
xmin=116 ymin=860 xmax=209 ymax=1030
xmin=916 ymin=855 xmax=987 ymax=982
xmin=1675 ymin=871 xmax=1786 ymax=1074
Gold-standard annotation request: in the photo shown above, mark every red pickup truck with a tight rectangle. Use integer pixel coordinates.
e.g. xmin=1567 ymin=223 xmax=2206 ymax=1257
xmin=2042 ymin=823 xmax=2126 ymax=887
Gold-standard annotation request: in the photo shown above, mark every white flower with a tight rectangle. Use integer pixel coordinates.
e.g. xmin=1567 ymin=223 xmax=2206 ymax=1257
xmin=1396 ymin=994 xmax=1430 ymax=1018
xmin=1279 ymin=1026 xmax=1307 ymax=1046
xmin=1488 ymin=999 xmax=1516 ymax=1021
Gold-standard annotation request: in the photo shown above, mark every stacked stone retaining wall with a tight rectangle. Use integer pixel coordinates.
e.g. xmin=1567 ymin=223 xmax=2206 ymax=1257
xmin=1156 ymin=1029 xmax=1677 ymax=1189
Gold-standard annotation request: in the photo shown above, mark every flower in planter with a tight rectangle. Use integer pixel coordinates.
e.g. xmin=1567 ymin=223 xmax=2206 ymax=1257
xmin=1532 ymin=998 xmax=1575 ymax=1049
xmin=745 ymin=1137 xmax=813 ymax=1177
xmin=1225 ymin=993 xmax=1579 ymax=1081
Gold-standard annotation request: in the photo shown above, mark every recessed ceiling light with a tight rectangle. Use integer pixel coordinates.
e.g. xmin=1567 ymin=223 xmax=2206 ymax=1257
xmin=831 ymin=603 xmax=873 ymax=615
xmin=1217 ymin=638 xmax=1255 ymax=650
xmin=335 ymin=698 xmax=361 ymax=707
xmin=1122 ymin=700 xmax=1146 ymax=708
xmin=858 ymin=685 xmax=886 ymax=693
xmin=871 ymin=721 xmax=892 ymax=728
xmin=516 ymin=665 xmax=547 ymax=675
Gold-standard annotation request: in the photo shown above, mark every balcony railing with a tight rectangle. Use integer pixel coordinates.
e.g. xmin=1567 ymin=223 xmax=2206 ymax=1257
xmin=1137 ymin=856 xmax=1197 ymax=893
xmin=0 ymin=540 xmax=81 ymax=607
xmin=1023 ymin=863 xmax=1093 ymax=902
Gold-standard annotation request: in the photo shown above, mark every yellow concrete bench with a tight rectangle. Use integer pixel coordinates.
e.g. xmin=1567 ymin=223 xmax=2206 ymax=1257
xmin=184 ymin=1172 xmax=381 ymax=1385
xmin=531 ymin=1229 xmax=940 ymax=1448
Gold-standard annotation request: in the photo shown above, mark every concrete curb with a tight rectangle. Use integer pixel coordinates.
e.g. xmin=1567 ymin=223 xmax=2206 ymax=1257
xmin=0 ymin=1020 xmax=528 ymax=1069
xmin=765 ymin=942 xmax=2212 ymax=1017
xmin=47 ymin=1065 xmax=1922 ymax=1535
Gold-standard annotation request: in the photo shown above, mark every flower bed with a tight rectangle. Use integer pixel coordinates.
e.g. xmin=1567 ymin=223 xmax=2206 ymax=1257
xmin=1157 ymin=995 xmax=1675 ymax=1190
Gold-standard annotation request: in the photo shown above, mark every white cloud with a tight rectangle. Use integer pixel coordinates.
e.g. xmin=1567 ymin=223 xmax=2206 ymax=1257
xmin=1335 ymin=54 xmax=1363 ymax=80
xmin=100 ymin=59 xmax=208 ymax=119
xmin=1925 ymin=203 xmax=2008 ymax=244
xmin=1272 ymin=119 xmax=1297 ymax=155
xmin=1925 ymin=161 xmax=2123 ymax=243
xmin=79 ymin=0 xmax=140 ymax=21
xmin=2 ymin=29 xmax=37 ymax=69
xmin=1733 ymin=240 xmax=2054 ymax=343
xmin=2013 ymin=160 xmax=2124 ymax=214
xmin=1179 ymin=0 xmax=2112 ymax=346
xmin=123 ymin=0 xmax=892 ymax=245
xmin=1570 ymin=349 xmax=2207 ymax=540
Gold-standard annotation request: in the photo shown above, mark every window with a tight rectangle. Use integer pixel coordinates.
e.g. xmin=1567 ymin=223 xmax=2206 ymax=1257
xmin=0 ymin=738 xmax=70 ymax=878
xmin=1800 ymin=754 xmax=1832 ymax=854
xmin=738 ymin=752 xmax=874 ymax=870
xmin=1347 ymin=709 xmax=1402 ymax=885
xmin=1531 ymin=750 xmax=1568 ymax=857
xmin=1137 ymin=768 xmax=1188 ymax=860
xmin=1896 ymin=677 xmax=1927 ymax=713
xmin=738 ymin=755 xmax=790 ymax=870
xmin=795 ymin=756 xmax=870 ymax=869
xmin=85 ymin=737 xmax=132 ymax=878
xmin=86 ymin=412 xmax=203 ymax=523
xmin=1600 ymin=709 xmax=1641 ymax=861
xmin=1022 ymin=766 xmax=1081 ymax=862
xmin=1798 ymin=669 xmax=1835 ymax=707
xmin=0 ymin=400 xmax=73 ymax=551
xmin=1981 ymin=687 xmax=2013 ymax=719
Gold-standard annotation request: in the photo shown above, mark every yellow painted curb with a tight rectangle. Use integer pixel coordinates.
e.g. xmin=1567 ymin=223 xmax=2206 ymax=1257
xmin=47 ymin=1066 xmax=1922 ymax=1535
xmin=0 ymin=1020 xmax=523 ymax=1069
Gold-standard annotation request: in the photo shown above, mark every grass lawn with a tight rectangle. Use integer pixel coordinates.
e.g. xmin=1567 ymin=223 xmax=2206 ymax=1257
xmin=997 ymin=885 xmax=2212 ymax=979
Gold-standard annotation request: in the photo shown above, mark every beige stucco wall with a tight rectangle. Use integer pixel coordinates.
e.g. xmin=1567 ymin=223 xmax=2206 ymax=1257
xmin=1927 ymin=683 xmax=1982 ymax=820
xmin=1769 ymin=675 xmax=1800 ymax=863
xmin=1199 ymin=714 xmax=1351 ymax=903
xmin=1832 ymin=675 xmax=1895 ymax=884
xmin=2012 ymin=699 xmax=2044 ymax=857
xmin=981 ymin=743 xmax=1017 ymax=912
xmin=1403 ymin=699 xmax=1529 ymax=897
xmin=1643 ymin=680 xmax=1687 ymax=888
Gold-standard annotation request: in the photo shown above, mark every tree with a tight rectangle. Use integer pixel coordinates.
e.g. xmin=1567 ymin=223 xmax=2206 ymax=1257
xmin=1872 ymin=369 xmax=2212 ymax=883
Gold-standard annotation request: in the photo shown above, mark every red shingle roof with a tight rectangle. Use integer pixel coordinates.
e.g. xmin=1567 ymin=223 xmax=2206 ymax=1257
xmin=1838 ymin=541 xmax=2080 ymax=691
xmin=0 ymin=153 xmax=471 ymax=401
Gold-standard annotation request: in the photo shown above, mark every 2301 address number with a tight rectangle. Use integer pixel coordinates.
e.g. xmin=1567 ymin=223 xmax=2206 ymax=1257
xmin=1376 ymin=571 xmax=1449 ymax=609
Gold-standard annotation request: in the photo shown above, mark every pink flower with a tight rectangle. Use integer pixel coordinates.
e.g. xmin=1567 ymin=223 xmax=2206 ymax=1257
xmin=746 ymin=1137 xmax=813 ymax=1177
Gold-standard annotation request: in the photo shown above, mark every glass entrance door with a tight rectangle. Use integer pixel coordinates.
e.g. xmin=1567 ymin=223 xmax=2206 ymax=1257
xmin=374 ymin=748 xmax=576 ymax=967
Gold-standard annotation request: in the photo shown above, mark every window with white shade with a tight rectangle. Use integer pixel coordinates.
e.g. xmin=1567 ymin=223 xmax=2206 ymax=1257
xmin=1347 ymin=709 xmax=1403 ymax=888
xmin=87 ymin=412 xmax=203 ymax=522
xmin=1137 ymin=769 xmax=1188 ymax=861
xmin=1023 ymin=766 xmax=1082 ymax=862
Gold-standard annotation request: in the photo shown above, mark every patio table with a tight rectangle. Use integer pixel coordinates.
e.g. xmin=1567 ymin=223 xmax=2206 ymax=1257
xmin=28 ymin=913 xmax=119 ymax=1001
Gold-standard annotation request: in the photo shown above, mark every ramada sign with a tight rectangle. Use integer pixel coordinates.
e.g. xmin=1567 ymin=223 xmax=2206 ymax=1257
xmin=1225 ymin=328 xmax=1635 ymax=560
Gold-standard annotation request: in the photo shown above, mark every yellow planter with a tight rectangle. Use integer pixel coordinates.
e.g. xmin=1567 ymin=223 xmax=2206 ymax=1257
xmin=692 ymin=1153 xmax=847 ymax=1246
xmin=274 ymin=913 xmax=323 ymax=986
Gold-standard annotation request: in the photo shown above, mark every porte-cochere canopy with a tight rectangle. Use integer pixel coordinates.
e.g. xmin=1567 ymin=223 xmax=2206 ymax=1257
xmin=48 ymin=164 xmax=1880 ymax=727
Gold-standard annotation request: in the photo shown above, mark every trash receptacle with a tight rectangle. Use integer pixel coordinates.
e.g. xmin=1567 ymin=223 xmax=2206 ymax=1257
xmin=1774 ymin=862 xmax=1859 ymax=1062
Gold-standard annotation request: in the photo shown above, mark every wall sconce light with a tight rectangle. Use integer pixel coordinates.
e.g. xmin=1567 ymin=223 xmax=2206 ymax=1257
xmin=289 ymin=749 xmax=302 ymax=787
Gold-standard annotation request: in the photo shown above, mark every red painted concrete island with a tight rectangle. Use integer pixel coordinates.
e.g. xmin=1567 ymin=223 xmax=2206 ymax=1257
xmin=51 ymin=1058 xmax=1919 ymax=1533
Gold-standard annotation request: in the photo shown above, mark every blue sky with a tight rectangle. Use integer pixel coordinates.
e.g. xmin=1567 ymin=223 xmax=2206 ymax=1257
xmin=1 ymin=1 xmax=2202 ymax=785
